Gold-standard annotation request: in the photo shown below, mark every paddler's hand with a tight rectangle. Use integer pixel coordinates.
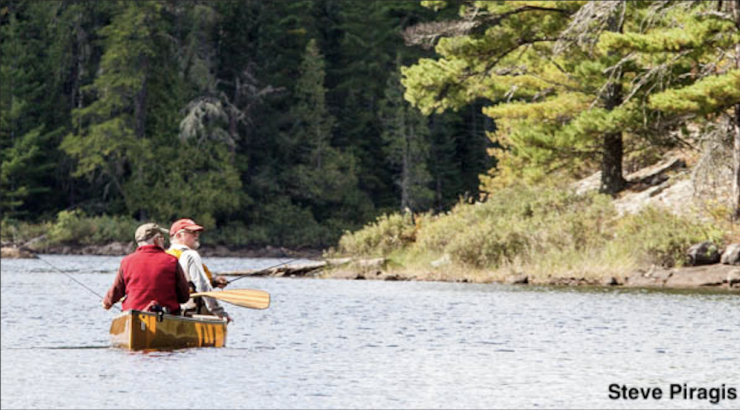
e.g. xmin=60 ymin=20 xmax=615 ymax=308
xmin=212 ymin=275 xmax=229 ymax=289
xmin=102 ymin=300 xmax=111 ymax=310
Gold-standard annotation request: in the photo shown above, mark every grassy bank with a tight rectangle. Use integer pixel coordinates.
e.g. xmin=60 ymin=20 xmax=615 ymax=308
xmin=328 ymin=183 xmax=736 ymax=284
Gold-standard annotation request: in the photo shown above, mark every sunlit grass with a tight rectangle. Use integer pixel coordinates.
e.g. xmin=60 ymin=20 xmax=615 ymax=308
xmin=332 ymin=183 xmax=730 ymax=283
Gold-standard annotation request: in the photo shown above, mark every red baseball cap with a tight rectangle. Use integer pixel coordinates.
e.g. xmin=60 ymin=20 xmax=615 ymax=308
xmin=169 ymin=218 xmax=205 ymax=237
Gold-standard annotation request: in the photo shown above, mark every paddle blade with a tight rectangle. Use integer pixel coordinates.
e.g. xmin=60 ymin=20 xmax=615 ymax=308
xmin=191 ymin=289 xmax=270 ymax=310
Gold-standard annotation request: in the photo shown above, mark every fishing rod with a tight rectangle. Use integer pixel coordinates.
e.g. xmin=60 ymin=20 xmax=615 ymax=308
xmin=227 ymin=258 xmax=303 ymax=284
xmin=35 ymin=254 xmax=121 ymax=311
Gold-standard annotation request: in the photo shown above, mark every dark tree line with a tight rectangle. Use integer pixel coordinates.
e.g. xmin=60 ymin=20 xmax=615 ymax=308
xmin=1 ymin=1 xmax=492 ymax=247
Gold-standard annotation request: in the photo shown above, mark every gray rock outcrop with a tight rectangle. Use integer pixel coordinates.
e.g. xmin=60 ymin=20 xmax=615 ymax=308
xmin=720 ymin=243 xmax=740 ymax=265
xmin=686 ymin=241 xmax=721 ymax=266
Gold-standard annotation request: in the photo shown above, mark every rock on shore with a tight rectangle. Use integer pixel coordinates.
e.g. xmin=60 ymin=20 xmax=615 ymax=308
xmin=623 ymin=264 xmax=739 ymax=289
xmin=318 ymin=257 xmax=740 ymax=291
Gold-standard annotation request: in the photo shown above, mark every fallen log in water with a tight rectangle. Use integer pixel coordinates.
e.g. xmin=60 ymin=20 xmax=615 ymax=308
xmin=220 ymin=260 xmax=329 ymax=278
xmin=218 ymin=257 xmax=384 ymax=278
xmin=1 ymin=246 xmax=37 ymax=259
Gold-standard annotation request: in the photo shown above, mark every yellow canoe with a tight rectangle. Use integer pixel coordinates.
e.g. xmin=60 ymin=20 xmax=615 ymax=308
xmin=110 ymin=309 xmax=228 ymax=350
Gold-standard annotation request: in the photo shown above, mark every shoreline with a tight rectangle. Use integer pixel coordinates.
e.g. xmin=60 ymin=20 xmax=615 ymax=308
xmin=0 ymin=242 xmax=323 ymax=259
xmin=3 ymin=243 xmax=738 ymax=292
xmin=318 ymin=262 xmax=740 ymax=293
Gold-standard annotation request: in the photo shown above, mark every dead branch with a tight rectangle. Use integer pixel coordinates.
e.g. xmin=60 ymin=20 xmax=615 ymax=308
xmin=554 ymin=1 xmax=624 ymax=55
xmin=404 ymin=4 xmax=573 ymax=49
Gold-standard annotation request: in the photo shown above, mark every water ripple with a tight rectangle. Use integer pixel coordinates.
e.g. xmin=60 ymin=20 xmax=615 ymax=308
xmin=2 ymin=256 xmax=739 ymax=409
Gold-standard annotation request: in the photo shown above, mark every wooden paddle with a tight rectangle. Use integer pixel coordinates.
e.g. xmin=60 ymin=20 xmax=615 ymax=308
xmin=191 ymin=289 xmax=270 ymax=310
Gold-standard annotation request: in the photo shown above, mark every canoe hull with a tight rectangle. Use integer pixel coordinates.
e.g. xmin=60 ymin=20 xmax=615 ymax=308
xmin=110 ymin=310 xmax=228 ymax=350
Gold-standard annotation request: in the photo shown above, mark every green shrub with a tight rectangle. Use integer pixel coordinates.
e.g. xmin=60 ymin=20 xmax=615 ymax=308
xmin=414 ymin=206 xmax=473 ymax=254
xmin=88 ymin=215 xmax=139 ymax=245
xmin=444 ymin=218 xmax=530 ymax=268
xmin=337 ymin=212 xmax=417 ymax=256
xmin=46 ymin=210 xmax=139 ymax=246
xmin=610 ymin=206 xmax=725 ymax=267
xmin=1 ymin=218 xmax=52 ymax=244
xmin=47 ymin=210 xmax=89 ymax=245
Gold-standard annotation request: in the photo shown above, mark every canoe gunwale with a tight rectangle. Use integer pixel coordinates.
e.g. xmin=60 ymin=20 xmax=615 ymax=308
xmin=114 ymin=309 xmax=228 ymax=323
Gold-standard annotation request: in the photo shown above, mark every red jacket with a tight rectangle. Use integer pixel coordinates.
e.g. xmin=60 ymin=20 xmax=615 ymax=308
xmin=104 ymin=245 xmax=190 ymax=313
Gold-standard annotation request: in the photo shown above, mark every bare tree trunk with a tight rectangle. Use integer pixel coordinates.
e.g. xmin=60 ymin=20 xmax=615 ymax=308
xmin=599 ymin=4 xmax=627 ymax=195
xmin=599 ymin=81 xmax=626 ymax=195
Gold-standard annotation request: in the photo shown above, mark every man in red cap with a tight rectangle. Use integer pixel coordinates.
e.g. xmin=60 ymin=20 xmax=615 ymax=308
xmin=166 ymin=218 xmax=231 ymax=322
xmin=102 ymin=223 xmax=190 ymax=313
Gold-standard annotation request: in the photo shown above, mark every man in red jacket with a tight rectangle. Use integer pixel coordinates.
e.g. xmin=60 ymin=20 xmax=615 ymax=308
xmin=102 ymin=223 xmax=190 ymax=314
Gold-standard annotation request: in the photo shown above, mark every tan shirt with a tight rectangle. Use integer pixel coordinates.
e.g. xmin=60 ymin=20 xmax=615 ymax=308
xmin=167 ymin=243 xmax=230 ymax=319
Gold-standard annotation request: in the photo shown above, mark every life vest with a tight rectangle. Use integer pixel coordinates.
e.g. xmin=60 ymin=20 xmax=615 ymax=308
xmin=165 ymin=247 xmax=215 ymax=285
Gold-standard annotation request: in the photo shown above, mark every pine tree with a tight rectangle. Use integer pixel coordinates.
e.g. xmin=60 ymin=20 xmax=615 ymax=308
xmin=402 ymin=1 xmax=653 ymax=195
xmin=59 ymin=1 xmax=242 ymax=224
xmin=378 ymin=62 xmax=433 ymax=212
xmin=284 ymin=39 xmax=371 ymax=244
xmin=0 ymin=1 xmax=56 ymax=219
xmin=599 ymin=1 xmax=740 ymax=219
xmin=427 ymin=104 xmax=492 ymax=210
xmin=333 ymin=2 xmax=440 ymax=211
xmin=60 ymin=1 xmax=165 ymax=215
xmin=42 ymin=1 xmax=114 ymax=212
xmin=292 ymin=39 xmax=336 ymax=175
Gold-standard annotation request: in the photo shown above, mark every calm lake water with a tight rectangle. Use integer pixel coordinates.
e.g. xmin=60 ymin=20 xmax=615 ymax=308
xmin=1 ymin=255 xmax=738 ymax=409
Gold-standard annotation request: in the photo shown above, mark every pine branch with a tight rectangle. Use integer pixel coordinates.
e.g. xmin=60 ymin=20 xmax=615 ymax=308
xmin=621 ymin=50 xmax=692 ymax=104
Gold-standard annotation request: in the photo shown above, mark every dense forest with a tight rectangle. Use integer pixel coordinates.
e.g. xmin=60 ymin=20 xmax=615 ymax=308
xmin=1 ymin=1 xmax=492 ymax=248
xmin=2 ymin=1 xmax=739 ymax=251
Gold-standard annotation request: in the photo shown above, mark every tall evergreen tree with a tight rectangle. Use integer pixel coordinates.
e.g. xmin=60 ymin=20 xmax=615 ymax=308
xmin=61 ymin=1 xmax=166 ymax=215
xmin=283 ymin=39 xmax=371 ymax=244
xmin=0 ymin=1 xmax=56 ymax=219
xmin=427 ymin=104 xmax=492 ymax=209
xmin=59 ymin=1 xmax=241 ymax=224
xmin=43 ymin=1 xmax=113 ymax=212
xmin=333 ymin=2 xmax=441 ymax=210
xmin=378 ymin=62 xmax=433 ymax=212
